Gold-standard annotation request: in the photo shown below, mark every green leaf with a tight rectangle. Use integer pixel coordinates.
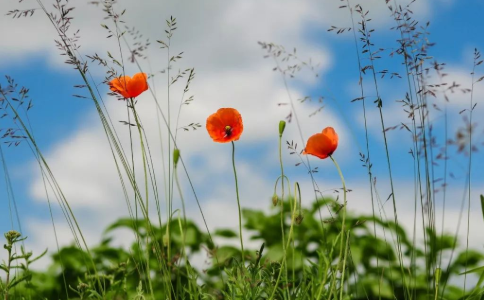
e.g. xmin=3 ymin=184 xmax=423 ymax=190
xmin=184 ymin=226 xmax=198 ymax=245
xmin=214 ymin=229 xmax=238 ymax=238
xmin=265 ymin=244 xmax=284 ymax=261
xmin=481 ymin=194 xmax=484 ymax=221
xmin=7 ymin=273 xmax=32 ymax=289
xmin=460 ymin=265 xmax=484 ymax=275
xmin=104 ymin=218 xmax=150 ymax=237
xmin=214 ymin=246 xmax=240 ymax=265
xmin=29 ymin=248 xmax=48 ymax=264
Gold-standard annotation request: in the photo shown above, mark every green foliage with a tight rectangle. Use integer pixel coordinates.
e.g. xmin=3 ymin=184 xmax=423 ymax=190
xmin=2 ymin=198 xmax=483 ymax=299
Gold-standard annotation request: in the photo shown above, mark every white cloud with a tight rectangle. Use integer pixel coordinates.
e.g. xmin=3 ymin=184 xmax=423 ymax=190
xmin=1 ymin=0 xmax=438 ymax=68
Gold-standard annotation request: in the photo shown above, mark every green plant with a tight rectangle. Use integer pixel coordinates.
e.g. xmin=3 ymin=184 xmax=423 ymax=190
xmin=1 ymin=231 xmax=46 ymax=300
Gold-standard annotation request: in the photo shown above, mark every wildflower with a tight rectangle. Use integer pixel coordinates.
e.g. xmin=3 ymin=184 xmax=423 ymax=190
xmin=4 ymin=230 xmax=22 ymax=250
xmin=109 ymin=72 xmax=148 ymax=98
xmin=4 ymin=230 xmax=21 ymax=241
xmin=206 ymin=108 xmax=243 ymax=143
xmin=303 ymin=127 xmax=338 ymax=159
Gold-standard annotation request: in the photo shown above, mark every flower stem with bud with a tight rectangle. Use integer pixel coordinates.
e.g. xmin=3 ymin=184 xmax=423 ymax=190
xmin=277 ymin=120 xmax=289 ymax=294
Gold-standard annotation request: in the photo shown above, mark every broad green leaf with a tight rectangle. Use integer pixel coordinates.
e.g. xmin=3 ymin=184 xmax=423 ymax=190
xmin=214 ymin=229 xmax=238 ymax=238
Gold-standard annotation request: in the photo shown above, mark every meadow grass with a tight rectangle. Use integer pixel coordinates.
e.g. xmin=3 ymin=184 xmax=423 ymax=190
xmin=1 ymin=0 xmax=483 ymax=299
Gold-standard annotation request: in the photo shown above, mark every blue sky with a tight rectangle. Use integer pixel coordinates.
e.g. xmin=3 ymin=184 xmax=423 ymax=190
xmin=1 ymin=0 xmax=484 ymax=267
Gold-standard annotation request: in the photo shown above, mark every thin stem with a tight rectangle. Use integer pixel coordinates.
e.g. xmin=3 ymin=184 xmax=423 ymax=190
xmin=174 ymin=163 xmax=188 ymax=269
xmin=278 ymin=132 xmax=285 ymax=243
xmin=358 ymin=7 xmax=408 ymax=294
xmin=464 ymin=49 xmax=477 ymax=293
xmin=129 ymin=98 xmax=155 ymax=298
xmin=165 ymin=25 xmax=173 ymax=292
xmin=278 ymin=131 xmax=289 ymax=295
xmin=5 ymin=247 xmax=12 ymax=300
xmin=231 ymin=141 xmax=244 ymax=260
xmin=340 ymin=230 xmax=351 ymax=300
xmin=269 ymin=186 xmax=299 ymax=300
xmin=346 ymin=0 xmax=378 ymax=272
xmin=273 ymin=57 xmax=329 ymax=236
xmin=328 ymin=155 xmax=347 ymax=300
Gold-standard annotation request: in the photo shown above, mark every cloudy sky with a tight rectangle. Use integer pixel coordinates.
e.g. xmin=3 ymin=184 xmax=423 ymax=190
xmin=1 ymin=0 xmax=484 ymax=271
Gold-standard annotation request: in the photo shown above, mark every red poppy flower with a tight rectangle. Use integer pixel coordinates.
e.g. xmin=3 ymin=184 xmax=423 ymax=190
xmin=109 ymin=72 xmax=148 ymax=98
xmin=303 ymin=127 xmax=338 ymax=159
xmin=206 ymin=108 xmax=243 ymax=143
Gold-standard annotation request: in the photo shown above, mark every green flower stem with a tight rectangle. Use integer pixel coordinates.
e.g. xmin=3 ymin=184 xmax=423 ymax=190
xmin=129 ymin=98 xmax=149 ymax=210
xmin=231 ymin=141 xmax=245 ymax=261
xmin=174 ymin=164 xmax=188 ymax=264
xmin=329 ymin=155 xmax=348 ymax=299
xmin=340 ymin=229 xmax=351 ymax=300
xmin=272 ymin=176 xmax=291 ymax=198
xmin=279 ymin=134 xmax=286 ymax=239
xmin=278 ymin=132 xmax=289 ymax=286
xmin=269 ymin=183 xmax=299 ymax=300
xmin=176 ymin=210 xmax=192 ymax=297
xmin=129 ymin=98 xmax=154 ymax=297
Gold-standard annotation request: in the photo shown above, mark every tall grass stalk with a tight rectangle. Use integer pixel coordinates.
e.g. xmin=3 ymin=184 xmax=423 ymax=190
xmin=356 ymin=6 xmax=406 ymax=289
xmin=463 ymin=48 xmax=479 ymax=293
xmin=345 ymin=0 xmax=380 ymax=282
xmin=0 ymin=84 xmax=106 ymax=294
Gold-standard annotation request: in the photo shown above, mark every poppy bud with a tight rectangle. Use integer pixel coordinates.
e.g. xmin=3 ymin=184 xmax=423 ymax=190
xmin=279 ymin=120 xmax=286 ymax=137
xmin=173 ymin=149 xmax=180 ymax=167
xmin=163 ymin=234 xmax=169 ymax=246
xmin=295 ymin=214 xmax=304 ymax=225
xmin=272 ymin=194 xmax=279 ymax=206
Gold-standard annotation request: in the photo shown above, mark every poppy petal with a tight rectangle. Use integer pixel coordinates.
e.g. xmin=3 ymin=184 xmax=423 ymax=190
xmin=127 ymin=73 xmax=148 ymax=98
xmin=322 ymin=127 xmax=338 ymax=147
xmin=109 ymin=76 xmax=131 ymax=98
xmin=303 ymin=127 xmax=338 ymax=159
xmin=218 ymin=108 xmax=243 ymax=141
xmin=206 ymin=114 xmax=226 ymax=142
